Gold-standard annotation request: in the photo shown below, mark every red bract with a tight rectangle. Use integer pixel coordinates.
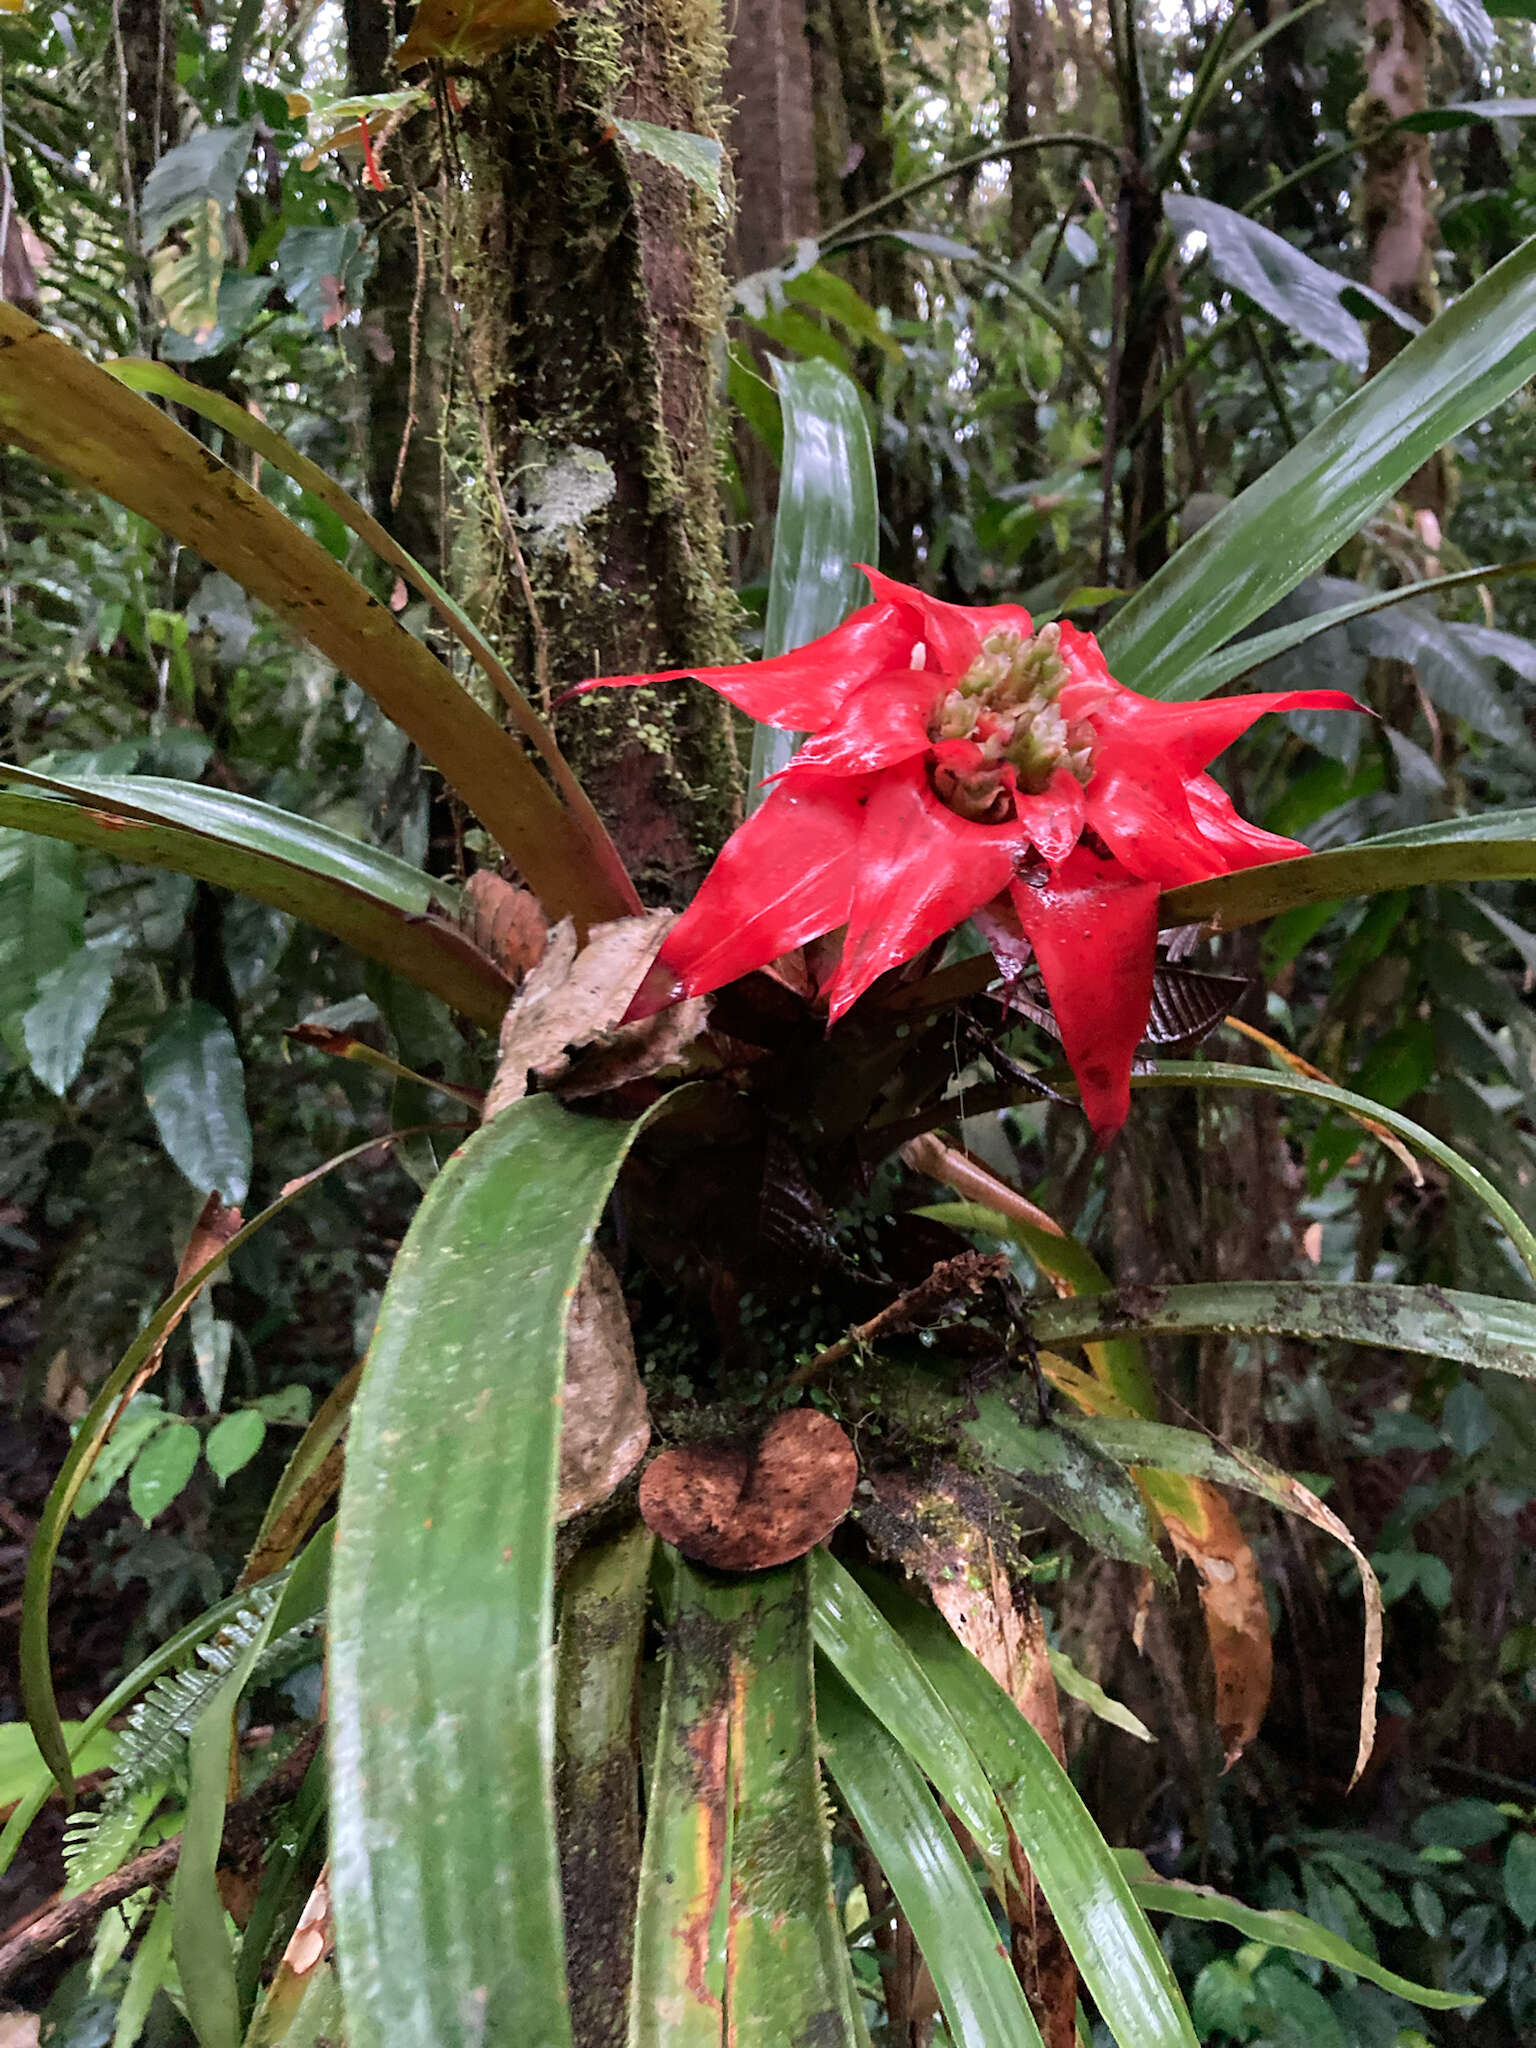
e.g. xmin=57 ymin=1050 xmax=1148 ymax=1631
xmin=580 ymin=569 xmax=1360 ymax=1139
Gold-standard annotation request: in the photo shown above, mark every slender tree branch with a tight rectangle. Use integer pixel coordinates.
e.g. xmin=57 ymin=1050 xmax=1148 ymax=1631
xmin=786 ymin=1252 xmax=1010 ymax=1389
xmin=818 ymin=133 xmax=1120 ymax=250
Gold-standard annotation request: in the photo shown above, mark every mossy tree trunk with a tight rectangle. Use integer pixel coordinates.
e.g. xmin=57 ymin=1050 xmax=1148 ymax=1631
xmin=455 ymin=0 xmax=743 ymax=904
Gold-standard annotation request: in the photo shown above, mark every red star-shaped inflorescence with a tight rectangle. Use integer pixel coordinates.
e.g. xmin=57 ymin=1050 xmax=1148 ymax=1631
xmin=579 ymin=568 xmax=1360 ymax=1139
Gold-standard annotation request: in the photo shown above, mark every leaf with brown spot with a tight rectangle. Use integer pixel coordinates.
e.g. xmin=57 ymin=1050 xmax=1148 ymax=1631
xmin=1152 ymin=1485 xmax=1273 ymax=1770
xmin=462 ymin=869 xmax=548 ymax=981
xmin=558 ymin=1251 xmax=650 ymax=1520
xmin=484 ymin=912 xmax=706 ymax=1114
xmin=638 ymin=1410 xmax=856 ymax=1570
xmin=394 ymin=0 xmax=561 ymax=70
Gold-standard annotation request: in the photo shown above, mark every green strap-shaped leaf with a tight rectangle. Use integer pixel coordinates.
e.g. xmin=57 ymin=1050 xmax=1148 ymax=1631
xmin=0 ymin=786 xmax=512 ymax=1029
xmin=629 ymin=1557 xmax=733 ymax=2046
xmin=329 ymin=1097 xmax=656 ymax=2048
xmin=1101 ymin=233 xmax=1536 ymax=697
xmin=173 ymin=1535 xmax=330 ymax=2048
xmin=631 ymin=1558 xmax=866 ymax=2048
xmin=1134 ymin=1063 xmax=1536 ymax=1286
xmin=809 ymin=1551 xmax=1011 ymax=1885
xmin=832 ymin=1569 xmax=1199 ymax=2048
xmin=1170 ymin=558 xmax=1536 ymax=702
xmin=1160 ymin=809 xmax=1536 ymax=930
xmin=1112 ymin=1851 xmax=1478 ymax=2010
xmin=556 ymin=1526 xmax=653 ymax=2047
xmin=722 ymin=1560 xmax=866 ymax=2047
xmin=749 ymin=358 xmax=880 ymax=792
xmin=1030 ymin=1280 xmax=1536 ymax=1380
xmin=0 ymin=304 xmax=627 ymax=926
xmin=818 ymin=1666 xmax=1044 ymax=2048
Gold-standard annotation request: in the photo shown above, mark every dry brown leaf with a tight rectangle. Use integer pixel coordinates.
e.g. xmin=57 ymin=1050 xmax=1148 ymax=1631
xmin=394 ymin=0 xmax=561 ymax=70
xmin=484 ymin=912 xmax=705 ymax=1115
xmin=865 ymin=1468 xmax=1065 ymax=1760
xmin=638 ymin=1409 xmax=857 ymax=1570
xmin=558 ymin=1250 xmax=650 ymax=1520
xmin=1158 ymin=1489 xmax=1273 ymax=1770
xmin=280 ymin=1864 xmax=333 ymax=1979
xmin=462 ymin=869 xmax=548 ymax=981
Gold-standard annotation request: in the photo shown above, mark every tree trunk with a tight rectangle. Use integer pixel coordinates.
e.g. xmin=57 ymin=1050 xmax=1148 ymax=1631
xmin=724 ymin=0 xmax=820 ymax=276
xmin=1354 ymin=0 xmax=1448 ymax=519
xmin=455 ymin=2 xmax=743 ymax=902
xmin=344 ymin=0 xmax=447 ymax=578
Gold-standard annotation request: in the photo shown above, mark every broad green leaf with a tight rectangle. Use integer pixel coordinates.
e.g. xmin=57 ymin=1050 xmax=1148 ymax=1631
xmin=0 ymin=786 xmax=511 ymax=1030
xmin=1161 ymin=809 xmax=1536 ymax=930
xmin=73 ymin=1396 xmax=171 ymax=1519
xmin=0 ymin=826 xmax=83 ymax=1023
xmin=0 ymin=1720 xmax=116 ymax=1808
xmin=1165 ymin=194 xmax=1378 ymax=370
xmin=205 ymin=1410 xmax=267 ymax=1484
xmin=1031 ymin=1281 xmax=1536 ymax=1382
xmin=127 ymin=1419 xmax=201 ymax=1525
xmin=1101 ymin=234 xmax=1536 ymax=698
xmin=818 ymin=1667 xmax=1044 ymax=2048
xmin=1174 ymin=558 xmax=1536 ymax=702
xmin=140 ymin=123 xmax=255 ymax=244
xmin=274 ymin=222 xmax=377 ymax=330
xmin=613 ymin=117 xmax=727 ymax=216
xmin=0 ymin=305 xmax=627 ymax=927
xmin=555 ymin=1526 xmax=652 ymax=2045
xmin=809 ymin=1551 xmax=1011 ymax=1884
xmin=22 ymin=944 xmax=118 ymax=1095
xmin=1134 ymin=1063 xmax=1536 ymax=1286
xmin=1506 ymin=1833 xmax=1536 ymax=1932
xmin=142 ymin=1001 xmax=252 ymax=1207
xmin=749 ymin=358 xmax=880 ymax=792
xmin=329 ymin=1097 xmax=656 ymax=2048
xmin=150 ymin=198 xmax=225 ymax=339
xmin=1114 ymin=1851 xmax=1479 ymax=2009
xmin=872 ymin=1575 xmax=1200 ymax=2048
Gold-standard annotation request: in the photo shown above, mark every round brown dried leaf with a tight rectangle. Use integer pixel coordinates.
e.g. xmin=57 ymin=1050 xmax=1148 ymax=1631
xmin=638 ymin=1409 xmax=857 ymax=1570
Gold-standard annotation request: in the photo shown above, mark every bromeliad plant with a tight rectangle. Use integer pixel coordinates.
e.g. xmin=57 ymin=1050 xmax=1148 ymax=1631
xmin=4 ymin=231 xmax=1536 ymax=2048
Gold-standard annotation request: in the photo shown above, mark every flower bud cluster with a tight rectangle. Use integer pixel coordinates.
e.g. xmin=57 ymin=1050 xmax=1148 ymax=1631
xmin=928 ymin=625 xmax=1096 ymax=814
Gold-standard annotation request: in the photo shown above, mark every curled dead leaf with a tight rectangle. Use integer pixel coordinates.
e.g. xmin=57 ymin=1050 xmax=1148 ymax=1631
xmin=484 ymin=912 xmax=705 ymax=1114
xmin=638 ymin=1409 xmax=857 ymax=1570
xmin=394 ymin=0 xmax=562 ymax=70
xmin=1157 ymin=1489 xmax=1273 ymax=1771
xmin=463 ymin=869 xmax=548 ymax=981
xmin=558 ymin=1250 xmax=650 ymax=1520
